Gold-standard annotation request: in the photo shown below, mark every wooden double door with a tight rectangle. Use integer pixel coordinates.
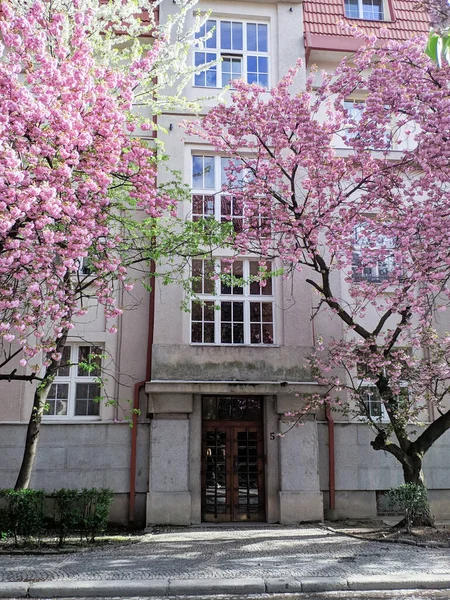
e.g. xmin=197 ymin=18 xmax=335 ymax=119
xmin=201 ymin=396 xmax=265 ymax=522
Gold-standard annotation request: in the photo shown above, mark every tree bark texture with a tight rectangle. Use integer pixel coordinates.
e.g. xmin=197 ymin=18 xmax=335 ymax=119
xmin=371 ymin=428 xmax=436 ymax=526
xmin=14 ymin=331 xmax=68 ymax=490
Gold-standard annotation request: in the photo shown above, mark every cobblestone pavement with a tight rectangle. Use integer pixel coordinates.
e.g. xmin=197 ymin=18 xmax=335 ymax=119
xmin=0 ymin=526 xmax=449 ymax=582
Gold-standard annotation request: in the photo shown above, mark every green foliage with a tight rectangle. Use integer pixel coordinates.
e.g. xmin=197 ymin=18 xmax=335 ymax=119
xmin=78 ymin=488 xmax=114 ymax=542
xmin=0 ymin=488 xmax=114 ymax=547
xmin=388 ymin=483 xmax=429 ymax=531
xmin=54 ymin=488 xmax=81 ymax=546
xmin=0 ymin=489 xmax=45 ymax=544
xmin=425 ymin=31 xmax=450 ymax=66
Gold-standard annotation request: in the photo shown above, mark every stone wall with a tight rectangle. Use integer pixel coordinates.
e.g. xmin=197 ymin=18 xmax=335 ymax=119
xmin=0 ymin=422 xmax=150 ymax=526
xmin=318 ymin=422 xmax=450 ymax=520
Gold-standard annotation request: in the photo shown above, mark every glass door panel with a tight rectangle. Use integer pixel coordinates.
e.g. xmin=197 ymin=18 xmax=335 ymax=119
xmin=233 ymin=428 xmax=265 ymax=521
xmin=203 ymin=429 xmax=230 ymax=521
xmin=202 ymin=423 xmax=265 ymax=522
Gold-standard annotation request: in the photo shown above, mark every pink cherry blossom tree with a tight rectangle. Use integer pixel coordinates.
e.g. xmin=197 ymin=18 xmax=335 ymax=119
xmin=0 ymin=0 xmax=210 ymax=489
xmin=190 ymin=33 xmax=450 ymax=522
xmin=422 ymin=0 xmax=450 ymax=64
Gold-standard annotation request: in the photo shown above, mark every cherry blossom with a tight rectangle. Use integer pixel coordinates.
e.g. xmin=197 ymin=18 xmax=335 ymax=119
xmin=190 ymin=34 xmax=450 ymax=506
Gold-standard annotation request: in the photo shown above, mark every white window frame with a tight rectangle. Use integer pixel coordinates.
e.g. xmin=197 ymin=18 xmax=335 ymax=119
xmin=77 ymin=256 xmax=92 ymax=276
xmin=194 ymin=18 xmax=269 ymax=89
xmin=191 ymin=258 xmax=275 ymax=346
xmin=360 ymin=383 xmax=389 ymax=421
xmin=342 ymin=99 xmax=393 ymax=149
xmin=358 ymin=382 xmax=409 ymax=423
xmin=191 ymin=154 xmax=271 ymax=236
xmin=352 ymin=224 xmax=395 ymax=283
xmin=43 ymin=344 xmax=102 ymax=420
xmin=344 ymin=0 xmax=385 ymax=21
xmin=342 ymin=99 xmax=365 ymax=142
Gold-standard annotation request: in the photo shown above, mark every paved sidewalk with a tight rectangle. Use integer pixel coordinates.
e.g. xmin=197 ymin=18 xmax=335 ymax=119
xmin=0 ymin=525 xmax=449 ymax=596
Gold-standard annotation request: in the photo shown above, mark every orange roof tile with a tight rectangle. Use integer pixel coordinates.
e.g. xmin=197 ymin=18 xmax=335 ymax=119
xmin=304 ymin=0 xmax=429 ymax=48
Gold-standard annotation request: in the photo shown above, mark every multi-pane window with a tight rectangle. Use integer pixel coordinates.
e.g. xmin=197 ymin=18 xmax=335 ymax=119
xmin=352 ymin=224 xmax=395 ymax=283
xmin=344 ymin=0 xmax=384 ymax=20
xmin=359 ymin=384 xmax=409 ymax=422
xmin=360 ymin=385 xmax=388 ymax=420
xmin=343 ymin=100 xmax=393 ymax=148
xmin=343 ymin=100 xmax=364 ymax=141
xmin=194 ymin=19 xmax=269 ymax=88
xmin=44 ymin=345 xmax=102 ymax=418
xmin=191 ymin=155 xmax=270 ymax=236
xmin=191 ymin=259 xmax=274 ymax=345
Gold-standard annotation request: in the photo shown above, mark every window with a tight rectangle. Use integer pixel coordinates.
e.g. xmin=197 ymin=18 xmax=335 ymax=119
xmin=360 ymin=385 xmax=388 ymax=420
xmin=344 ymin=100 xmax=365 ymax=121
xmin=352 ymin=224 xmax=395 ymax=283
xmin=342 ymin=100 xmax=393 ymax=149
xmin=342 ymin=100 xmax=364 ymax=142
xmin=191 ymin=155 xmax=271 ymax=236
xmin=44 ymin=345 xmax=102 ymax=418
xmin=344 ymin=0 xmax=384 ymax=20
xmin=78 ymin=256 xmax=92 ymax=276
xmin=358 ymin=384 xmax=409 ymax=422
xmin=191 ymin=258 xmax=274 ymax=345
xmin=194 ymin=19 xmax=269 ymax=88
xmin=203 ymin=395 xmax=263 ymax=420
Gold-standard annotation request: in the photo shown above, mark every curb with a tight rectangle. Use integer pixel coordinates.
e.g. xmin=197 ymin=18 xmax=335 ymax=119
xmin=1 ymin=575 xmax=450 ymax=598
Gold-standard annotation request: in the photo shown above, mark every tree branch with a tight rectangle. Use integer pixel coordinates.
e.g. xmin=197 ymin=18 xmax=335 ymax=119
xmin=371 ymin=429 xmax=409 ymax=463
xmin=0 ymin=370 xmax=41 ymax=382
xmin=306 ymin=255 xmax=372 ymax=340
xmin=413 ymin=409 xmax=450 ymax=456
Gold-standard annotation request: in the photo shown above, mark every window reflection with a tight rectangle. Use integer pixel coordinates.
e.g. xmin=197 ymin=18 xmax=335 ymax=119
xmin=202 ymin=396 xmax=263 ymax=420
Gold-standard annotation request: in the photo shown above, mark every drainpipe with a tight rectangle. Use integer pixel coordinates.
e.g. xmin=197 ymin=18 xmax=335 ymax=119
xmin=129 ymin=269 xmax=156 ymax=524
xmin=311 ymin=295 xmax=336 ymax=515
xmin=325 ymin=404 xmax=336 ymax=512
xmin=128 ymin=0 xmax=160 ymax=526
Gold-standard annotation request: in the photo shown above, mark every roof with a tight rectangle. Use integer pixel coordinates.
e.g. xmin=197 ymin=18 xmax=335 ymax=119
xmin=303 ymin=0 xmax=430 ymax=61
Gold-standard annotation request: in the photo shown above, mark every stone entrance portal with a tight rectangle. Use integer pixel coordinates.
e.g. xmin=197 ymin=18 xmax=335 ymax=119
xmin=145 ymin=382 xmax=324 ymax=526
xmin=201 ymin=396 xmax=265 ymax=522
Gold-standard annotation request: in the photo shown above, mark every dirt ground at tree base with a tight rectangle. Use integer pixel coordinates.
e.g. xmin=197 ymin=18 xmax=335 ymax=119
xmin=324 ymin=519 xmax=450 ymax=548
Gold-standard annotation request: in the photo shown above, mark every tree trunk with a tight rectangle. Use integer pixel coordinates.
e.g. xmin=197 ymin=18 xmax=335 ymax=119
xmin=372 ymin=377 xmax=436 ymax=527
xmin=14 ymin=382 xmax=52 ymax=490
xmin=371 ymin=427 xmax=435 ymax=527
xmin=401 ymin=453 xmax=435 ymax=528
xmin=14 ymin=332 xmax=68 ymax=490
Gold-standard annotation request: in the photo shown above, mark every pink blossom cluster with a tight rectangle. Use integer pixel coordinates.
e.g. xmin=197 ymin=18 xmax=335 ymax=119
xmin=0 ymin=1 xmax=173 ymax=364
xmin=189 ymin=34 xmax=450 ymax=422
xmin=419 ymin=0 xmax=450 ymax=33
xmin=190 ymin=37 xmax=450 ymax=320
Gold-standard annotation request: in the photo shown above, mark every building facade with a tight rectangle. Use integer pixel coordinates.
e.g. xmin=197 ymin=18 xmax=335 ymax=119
xmin=1 ymin=0 xmax=449 ymax=526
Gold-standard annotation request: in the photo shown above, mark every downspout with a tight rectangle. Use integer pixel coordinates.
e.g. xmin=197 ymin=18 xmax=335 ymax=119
xmin=128 ymin=1 xmax=160 ymax=525
xmin=325 ymin=404 xmax=336 ymax=512
xmin=129 ymin=269 xmax=155 ymax=524
xmin=311 ymin=298 xmax=336 ymax=514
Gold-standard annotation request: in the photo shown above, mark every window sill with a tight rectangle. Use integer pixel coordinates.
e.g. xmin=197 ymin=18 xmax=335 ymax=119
xmin=344 ymin=16 xmax=392 ymax=23
xmin=193 ymin=85 xmax=222 ymax=90
xmin=353 ymin=416 xmax=390 ymax=424
xmin=70 ymin=273 xmax=95 ymax=284
xmin=351 ymin=278 xmax=392 ymax=285
xmin=350 ymin=280 xmax=399 ymax=294
xmin=190 ymin=343 xmax=280 ymax=348
xmin=42 ymin=417 xmax=102 ymax=423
